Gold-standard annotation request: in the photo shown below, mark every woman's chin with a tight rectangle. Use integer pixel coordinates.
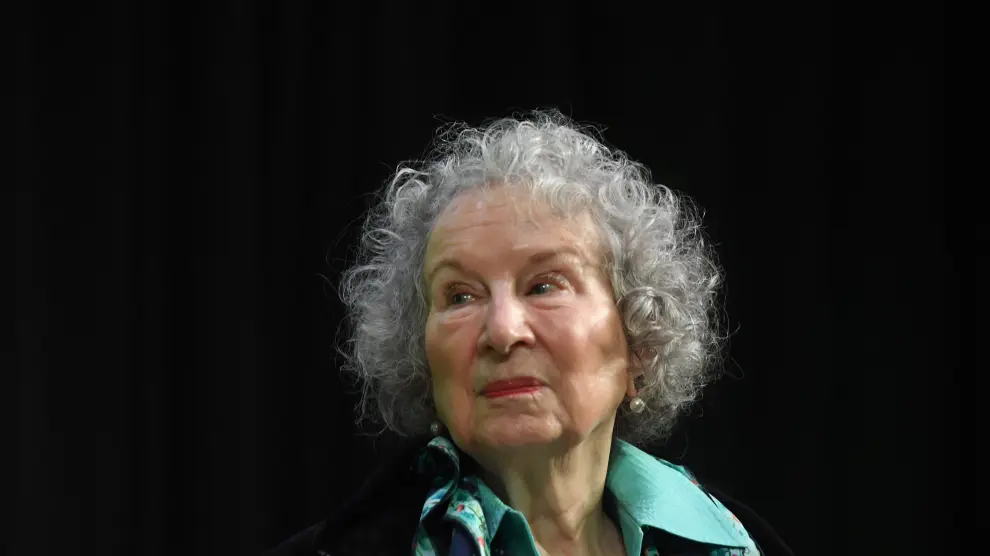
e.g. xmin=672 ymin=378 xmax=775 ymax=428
xmin=477 ymin=417 xmax=561 ymax=447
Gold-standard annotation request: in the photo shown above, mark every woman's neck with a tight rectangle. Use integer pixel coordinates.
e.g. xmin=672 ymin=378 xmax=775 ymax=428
xmin=477 ymin=429 xmax=625 ymax=556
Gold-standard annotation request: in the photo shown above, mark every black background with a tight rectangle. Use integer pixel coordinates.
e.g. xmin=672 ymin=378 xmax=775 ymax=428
xmin=12 ymin=1 xmax=950 ymax=555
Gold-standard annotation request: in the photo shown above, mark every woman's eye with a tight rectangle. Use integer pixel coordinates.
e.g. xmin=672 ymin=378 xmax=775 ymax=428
xmin=449 ymin=292 xmax=474 ymax=305
xmin=528 ymin=282 xmax=557 ymax=296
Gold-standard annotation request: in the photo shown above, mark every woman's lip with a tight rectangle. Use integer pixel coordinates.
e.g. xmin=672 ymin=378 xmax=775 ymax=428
xmin=481 ymin=378 xmax=544 ymax=396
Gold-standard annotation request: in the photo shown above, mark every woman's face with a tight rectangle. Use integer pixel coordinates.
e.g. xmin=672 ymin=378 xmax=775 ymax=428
xmin=424 ymin=185 xmax=632 ymax=458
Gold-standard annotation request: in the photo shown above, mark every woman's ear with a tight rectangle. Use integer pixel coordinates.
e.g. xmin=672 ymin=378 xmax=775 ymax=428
xmin=626 ymin=373 xmax=638 ymax=399
xmin=627 ymin=344 xmax=659 ymax=395
xmin=626 ymin=347 xmax=649 ymax=397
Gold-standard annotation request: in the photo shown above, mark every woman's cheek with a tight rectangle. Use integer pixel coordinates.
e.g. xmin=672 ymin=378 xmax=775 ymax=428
xmin=433 ymin=315 xmax=479 ymax=380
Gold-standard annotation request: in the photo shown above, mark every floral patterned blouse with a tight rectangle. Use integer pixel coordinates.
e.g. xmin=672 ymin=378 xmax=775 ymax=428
xmin=412 ymin=437 xmax=760 ymax=556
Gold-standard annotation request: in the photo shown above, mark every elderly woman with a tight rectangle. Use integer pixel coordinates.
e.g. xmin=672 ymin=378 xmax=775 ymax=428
xmin=269 ymin=111 xmax=788 ymax=556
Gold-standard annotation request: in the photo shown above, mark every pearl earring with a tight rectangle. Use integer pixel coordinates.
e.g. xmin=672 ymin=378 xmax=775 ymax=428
xmin=628 ymin=396 xmax=646 ymax=414
xmin=429 ymin=421 xmax=442 ymax=436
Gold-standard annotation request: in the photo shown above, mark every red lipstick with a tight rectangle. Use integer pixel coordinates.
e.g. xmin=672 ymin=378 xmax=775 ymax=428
xmin=481 ymin=378 xmax=544 ymax=398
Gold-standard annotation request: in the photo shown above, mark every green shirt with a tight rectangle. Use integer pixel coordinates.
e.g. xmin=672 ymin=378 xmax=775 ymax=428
xmin=413 ymin=436 xmax=760 ymax=556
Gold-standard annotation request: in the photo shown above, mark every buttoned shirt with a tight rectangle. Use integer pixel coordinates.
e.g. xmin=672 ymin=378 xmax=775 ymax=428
xmin=413 ymin=436 xmax=760 ymax=556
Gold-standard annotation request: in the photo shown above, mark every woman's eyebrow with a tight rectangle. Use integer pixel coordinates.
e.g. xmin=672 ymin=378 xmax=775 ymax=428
xmin=426 ymin=247 xmax=587 ymax=284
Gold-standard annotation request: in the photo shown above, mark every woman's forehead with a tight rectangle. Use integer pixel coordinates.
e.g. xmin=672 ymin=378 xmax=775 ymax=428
xmin=433 ymin=185 xmax=592 ymax=232
xmin=425 ymin=188 xmax=604 ymax=275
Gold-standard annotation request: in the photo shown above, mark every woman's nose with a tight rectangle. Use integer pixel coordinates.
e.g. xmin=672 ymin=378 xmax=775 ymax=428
xmin=479 ymin=290 xmax=535 ymax=354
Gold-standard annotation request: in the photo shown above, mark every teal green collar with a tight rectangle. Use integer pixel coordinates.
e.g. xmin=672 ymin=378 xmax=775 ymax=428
xmin=607 ymin=439 xmax=750 ymax=556
xmin=418 ymin=437 xmax=751 ymax=556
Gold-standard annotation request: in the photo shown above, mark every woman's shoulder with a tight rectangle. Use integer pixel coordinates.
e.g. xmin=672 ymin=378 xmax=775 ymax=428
xmin=611 ymin=441 xmax=793 ymax=555
xmin=264 ymin=439 xmax=434 ymax=556
xmin=263 ymin=522 xmax=325 ymax=556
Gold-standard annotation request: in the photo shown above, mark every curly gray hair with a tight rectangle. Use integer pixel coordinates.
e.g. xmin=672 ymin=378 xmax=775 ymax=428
xmin=338 ymin=109 xmax=724 ymax=445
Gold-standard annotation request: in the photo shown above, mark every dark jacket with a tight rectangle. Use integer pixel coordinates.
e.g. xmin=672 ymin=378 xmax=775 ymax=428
xmin=265 ymin=440 xmax=793 ymax=556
